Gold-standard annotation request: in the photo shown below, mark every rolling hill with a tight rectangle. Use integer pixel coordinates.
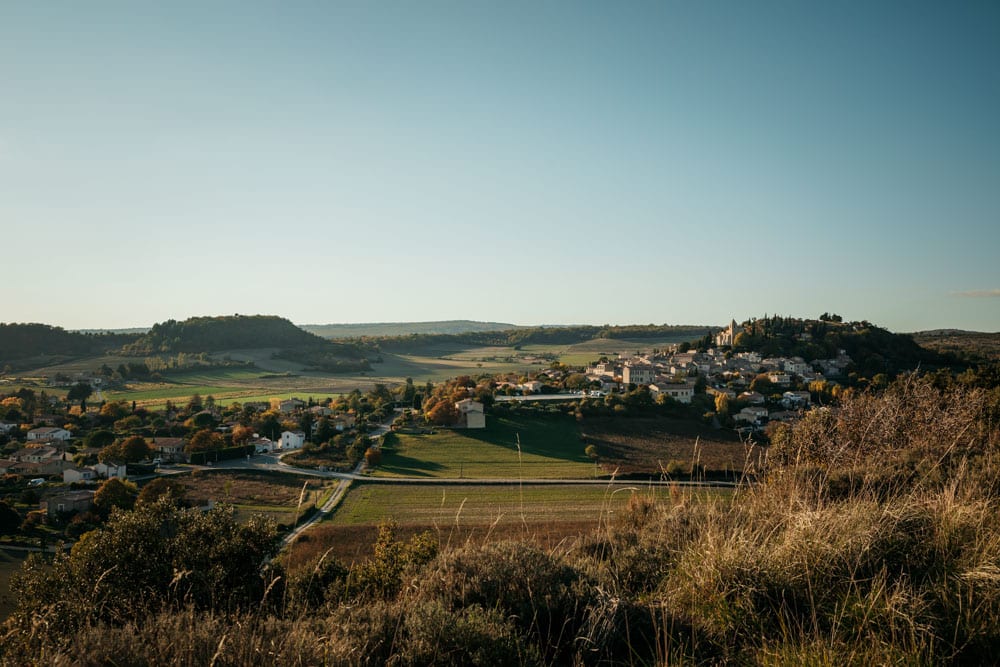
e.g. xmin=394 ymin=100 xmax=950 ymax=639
xmin=300 ymin=320 xmax=523 ymax=338
xmin=121 ymin=315 xmax=372 ymax=373
xmin=0 ymin=323 xmax=138 ymax=367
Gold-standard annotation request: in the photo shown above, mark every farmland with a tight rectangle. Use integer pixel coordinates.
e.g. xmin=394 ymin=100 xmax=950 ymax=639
xmin=283 ymin=481 xmax=731 ymax=569
xmin=5 ymin=333 xmax=704 ymax=409
xmin=375 ymin=414 xmax=595 ymax=479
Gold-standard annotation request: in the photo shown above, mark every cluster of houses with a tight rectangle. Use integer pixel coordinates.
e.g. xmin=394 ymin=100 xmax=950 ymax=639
xmin=580 ymin=322 xmax=853 ymax=431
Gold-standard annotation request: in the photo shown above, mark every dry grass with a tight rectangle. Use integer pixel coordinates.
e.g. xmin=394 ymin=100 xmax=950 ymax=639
xmin=581 ymin=415 xmax=757 ymax=476
xmin=176 ymin=471 xmax=333 ymax=510
xmin=5 ymin=376 xmax=1000 ymax=665
xmin=282 ymin=520 xmax=600 ymax=573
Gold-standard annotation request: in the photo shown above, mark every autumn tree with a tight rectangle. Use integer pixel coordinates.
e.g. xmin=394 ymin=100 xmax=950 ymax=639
xmin=136 ymin=478 xmax=189 ymax=507
xmin=99 ymin=400 xmax=130 ymax=422
xmin=185 ymin=429 xmax=223 ymax=454
xmin=231 ymin=424 xmax=254 ymax=445
xmin=93 ymin=478 xmax=138 ymax=516
xmin=99 ymin=436 xmax=151 ymax=464
xmin=424 ymin=399 xmax=459 ymax=426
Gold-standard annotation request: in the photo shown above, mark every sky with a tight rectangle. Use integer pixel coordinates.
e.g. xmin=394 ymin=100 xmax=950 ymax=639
xmin=2 ymin=1 xmax=999 ymax=332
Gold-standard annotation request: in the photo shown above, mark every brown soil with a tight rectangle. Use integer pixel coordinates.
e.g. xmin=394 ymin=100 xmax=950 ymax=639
xmin=580 ymin=415 xmax=763 ymax=475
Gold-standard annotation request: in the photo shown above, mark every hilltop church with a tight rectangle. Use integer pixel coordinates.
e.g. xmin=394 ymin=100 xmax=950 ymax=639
xmin=715 ymin=318 xmax=740 ymax=347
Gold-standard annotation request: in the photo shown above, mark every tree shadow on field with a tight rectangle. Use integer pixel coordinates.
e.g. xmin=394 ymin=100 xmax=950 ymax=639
xmin=377 ymin=453 xmax=446 ymax=477
xmin=457 ymin=415 xmax=586 ymax=462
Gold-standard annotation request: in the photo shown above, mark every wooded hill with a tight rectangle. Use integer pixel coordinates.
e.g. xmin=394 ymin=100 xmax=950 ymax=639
xmin=122 ymin=315 xmax=330 ymax=354
xmin=718 ymin=315 xmax=956 ymax=376
xmin=0 ymin=323 xmax=139 ymax=366
xmin=121 ymin=315 xmax=372 ymax=373
xmin=911 ymin=330 xmax=1000 ymax=364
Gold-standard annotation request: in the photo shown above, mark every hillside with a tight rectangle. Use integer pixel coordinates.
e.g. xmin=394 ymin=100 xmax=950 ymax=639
xmin=0 ymin=323 xmax=138 ymax=366
xmin=301 ymin=320 xmax=523 ymax=338
xmin=717 ymin=315 xmax=955 ymax=375
xmin=912 ymin=330 xmax=1000 ymax=363
xmin=366 ymin=324 xmax=712 ymax=353
xmin=123 ymin=315 xmax=331 ymax=354
xmin=122 ymin=315 xmax=372 ymax=373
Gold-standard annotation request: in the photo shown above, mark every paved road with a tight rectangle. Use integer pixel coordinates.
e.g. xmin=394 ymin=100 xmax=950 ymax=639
xmin=280 ymin=456 xmax=365 ymax=548
xmin=494 ymin=393 xmax=584 ymax=402
xmin=170 ymin=412 xmax=739 ymax=549
xmin=205 ymin=455 xmax=738 ymax=487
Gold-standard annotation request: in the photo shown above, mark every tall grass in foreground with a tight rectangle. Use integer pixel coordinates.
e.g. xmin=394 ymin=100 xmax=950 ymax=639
xmin=3 ymin=376 xmax=999 ymax=665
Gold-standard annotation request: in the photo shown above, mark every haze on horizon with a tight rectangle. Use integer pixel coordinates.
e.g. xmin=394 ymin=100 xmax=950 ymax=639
xmin=2 ymin=2 xmax=998 ymax=333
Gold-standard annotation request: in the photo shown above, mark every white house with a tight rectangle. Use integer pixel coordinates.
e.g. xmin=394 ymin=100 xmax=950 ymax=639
xmin=278 ymin=399 xmax=305 ymax=413
xmin=454 ymin=399 xmax=486 ymax=429
xmin=735 ymin=406 xmax=769 ymax=423
xmin=94 ymin=462 xmax=127 ymax=479
xmin=12 ymin=446 xmax=61 ymax=464
xmin=27 ymin=427 xmax=71 ymax=442
xmin=519 ymin=381 xmax=543 ymax=394
xmin=152 ymin=437 xmax=186 ymax=462
xmin=785 ymin=359 xmax=813 ymax=376
xmin=768 ymin=373 xmax=792 ymax=386
xmin=250 ymin=436 xmax=274 ymax=454
xmin=649 ymin=382 xmax=694 ymax=404
xmin=63 ymin=466 xmax=97 ymax=484
xmin=589 ymin=361 xmax=620 ymax=378
xmin=781 ymin=391 xmax=812 ymax=408
xmin=622 ymin=363 xmax=656 ymax=386
xmin=0 ymin=422 xmax=16 ymax=434
xmin=280 ymin=431 xmax=306 ymax=450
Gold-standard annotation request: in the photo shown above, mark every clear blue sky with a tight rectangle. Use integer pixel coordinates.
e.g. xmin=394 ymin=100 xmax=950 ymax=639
xmin=2 ymin=1 xmax=998 ymax=332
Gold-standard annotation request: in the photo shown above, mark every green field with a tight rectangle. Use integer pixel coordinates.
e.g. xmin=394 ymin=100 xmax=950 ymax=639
xmin=375 ymin=415 xmax=595 ymax=479
xmin=330 ymin=483 xmax=669 ymax=526
xmin=8 ymin=333 xmax=706 ymax=408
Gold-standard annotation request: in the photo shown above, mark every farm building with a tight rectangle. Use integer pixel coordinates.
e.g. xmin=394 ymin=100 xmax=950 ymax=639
xmin=455 ymin=399 xmax=486 ymax=429
xmin=280 ymin=431 xmax=306 ymax=450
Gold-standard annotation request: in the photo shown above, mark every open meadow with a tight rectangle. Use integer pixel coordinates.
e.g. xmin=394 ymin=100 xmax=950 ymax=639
xmin=6 ymin=333 xmax=706 ymax=409
xmin=284 ymin=481 xmax=731 ymax=569
xmin=375 ymin=414 xmax=595 ymax=479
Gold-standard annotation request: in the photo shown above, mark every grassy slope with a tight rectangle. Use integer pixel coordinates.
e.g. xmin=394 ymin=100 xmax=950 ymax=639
xmin=375 ymin=415 xmax=594 ymax=479
xmin=287 ymin=482 xmax=730 ymax=569
xmin=0 ymin=549 xmax=26 ymax=620
xmin=330 ymin=483 xmax=720 ymax=526
xmin=581 ymin=416 xmax=756 ymax=476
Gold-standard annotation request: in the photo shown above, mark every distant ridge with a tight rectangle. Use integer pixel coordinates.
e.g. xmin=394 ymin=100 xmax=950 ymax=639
xmin=72 ymin=327 xmax=151 ymax=335
xmin=911 ymin=329 xmax=994 ymax=336
xmin=300 ymin=320 xmax=526 ymax=338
